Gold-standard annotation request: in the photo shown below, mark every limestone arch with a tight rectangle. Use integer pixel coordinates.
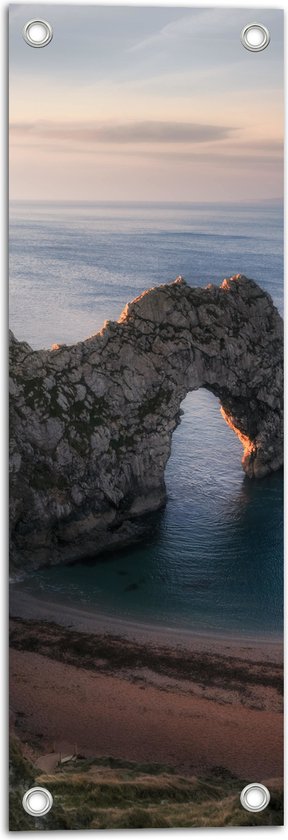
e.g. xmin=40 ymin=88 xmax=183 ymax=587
xmin=9 ymin=274 xmax=283 ymax=568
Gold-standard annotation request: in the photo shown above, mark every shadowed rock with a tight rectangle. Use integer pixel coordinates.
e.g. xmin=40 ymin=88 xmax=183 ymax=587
xmin=9 ymin=275 xmax=283 ymax=570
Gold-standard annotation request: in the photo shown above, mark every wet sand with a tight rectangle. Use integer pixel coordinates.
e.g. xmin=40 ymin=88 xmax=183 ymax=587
xmin=9 ymin=587 xmax=283 ymax=661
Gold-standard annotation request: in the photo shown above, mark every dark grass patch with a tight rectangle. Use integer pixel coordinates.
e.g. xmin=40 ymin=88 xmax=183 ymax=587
xmin=9 ymin=617 xmax=283 ymax=698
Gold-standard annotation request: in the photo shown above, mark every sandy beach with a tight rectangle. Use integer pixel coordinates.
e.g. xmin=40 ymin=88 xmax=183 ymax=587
xmin=9 ymin=587 xmax=283 ymax=659
xmin=10 ymin=590 xmax=283 ymax=782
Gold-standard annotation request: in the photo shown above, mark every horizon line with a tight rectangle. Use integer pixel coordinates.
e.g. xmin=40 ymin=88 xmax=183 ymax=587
xmin=10 ymin=197 xmax=283 ymax=205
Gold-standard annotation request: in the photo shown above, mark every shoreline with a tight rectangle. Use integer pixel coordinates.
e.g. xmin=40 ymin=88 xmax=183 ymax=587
xmin=9 ymin=587 xmax=283 ymax=660
xmin=10 ymin=590 xmax=283 ymax=780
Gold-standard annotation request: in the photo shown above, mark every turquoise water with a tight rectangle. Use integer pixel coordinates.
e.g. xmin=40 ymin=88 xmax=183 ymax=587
xmin=9 ymin=201 xmax=283 ymax=637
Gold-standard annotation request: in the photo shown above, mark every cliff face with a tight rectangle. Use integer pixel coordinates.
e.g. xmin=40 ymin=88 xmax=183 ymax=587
xmin=10 ymin=275 xmax=283 ymax=570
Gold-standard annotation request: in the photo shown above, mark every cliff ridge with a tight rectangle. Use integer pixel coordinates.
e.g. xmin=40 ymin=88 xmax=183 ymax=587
xmin=10 ymin=275 xmax=283 ymax=570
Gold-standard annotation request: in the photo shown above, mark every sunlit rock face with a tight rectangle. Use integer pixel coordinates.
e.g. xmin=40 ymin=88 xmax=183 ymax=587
xmin=10 ymin=275 xmax=283 ymax=569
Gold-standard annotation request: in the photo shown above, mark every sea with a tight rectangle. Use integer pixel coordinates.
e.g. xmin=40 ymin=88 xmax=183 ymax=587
xmin=9 ymin=200 xmax=283 ymax=639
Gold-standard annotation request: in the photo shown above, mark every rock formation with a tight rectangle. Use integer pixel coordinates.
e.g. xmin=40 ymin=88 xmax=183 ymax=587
xmin=10 ymin=275 xmax=283 ymax=570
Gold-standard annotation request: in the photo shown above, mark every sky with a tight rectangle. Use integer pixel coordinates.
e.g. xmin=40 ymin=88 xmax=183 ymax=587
xmin=9 ymin=4 xmax=284 ymax=202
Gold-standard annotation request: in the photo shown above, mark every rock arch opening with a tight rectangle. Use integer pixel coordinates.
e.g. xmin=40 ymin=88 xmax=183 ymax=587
xmin=164 ymin=388 xmax=243 ymax=497
xmin=10 ymin=274 xmax=283 ymax=569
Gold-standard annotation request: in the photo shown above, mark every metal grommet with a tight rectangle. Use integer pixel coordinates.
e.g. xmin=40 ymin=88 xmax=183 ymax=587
xmin=23 ymin=19 xmax=53 ymax=48
xmin=241 ymin=23 xmax=270 ymax=52
xmin=240 ymin=783 xmax=270 ymax=812
xmin=22 ymin=787 xmax=53 ymax=817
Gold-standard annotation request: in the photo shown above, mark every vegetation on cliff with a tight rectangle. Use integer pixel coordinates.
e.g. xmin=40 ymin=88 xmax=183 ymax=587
xmin=10 ymin=738 xmax=283 ymax=830
xmin=10 ymin=275 xmax=283 ymax=569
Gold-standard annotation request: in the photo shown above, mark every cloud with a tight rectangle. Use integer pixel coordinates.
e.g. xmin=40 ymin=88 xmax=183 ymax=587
xmin=128 ymin=10 xmax=223 ymax=53
xmin=10 ymin=131 xmax=283 ymax=173
xmin=128 ymin=8 xmax=283 ymax=54
xmin=10 ymin=120 xmax=234 ymax=146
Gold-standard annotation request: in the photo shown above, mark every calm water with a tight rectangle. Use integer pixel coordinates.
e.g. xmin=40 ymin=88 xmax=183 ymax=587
xmin=9 ymin=201 xmax=283 ymax=638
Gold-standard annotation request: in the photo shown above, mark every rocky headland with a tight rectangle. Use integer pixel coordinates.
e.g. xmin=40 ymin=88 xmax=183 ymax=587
xmin=9 ymin=274 xmax=283 ymax=570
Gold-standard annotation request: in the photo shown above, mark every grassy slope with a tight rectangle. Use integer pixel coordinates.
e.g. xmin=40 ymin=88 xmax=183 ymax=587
xmin=10 ymin=738 xmax=283 ymax=830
